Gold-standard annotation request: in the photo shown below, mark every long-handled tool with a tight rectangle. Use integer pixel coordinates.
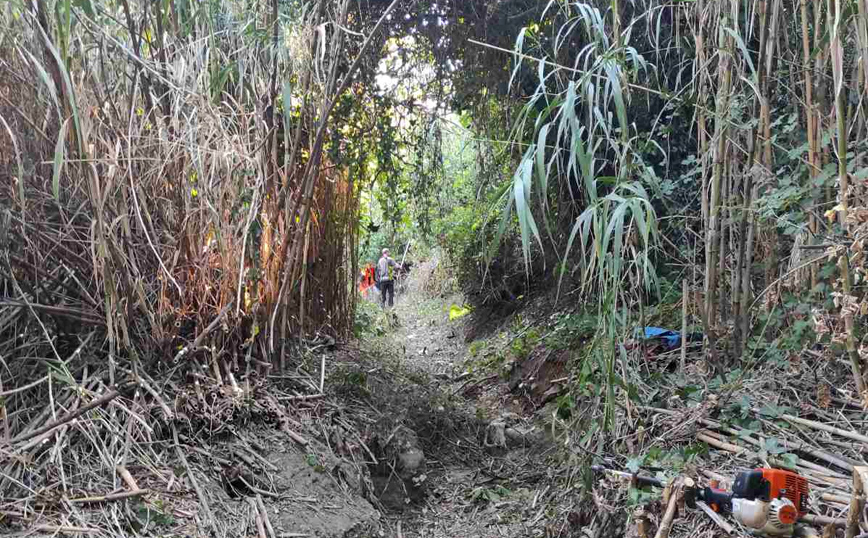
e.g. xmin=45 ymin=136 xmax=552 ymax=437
xmin=591 ymin=465 xmax=811 ymax=537
xmin=590 ymin=465 xmax=665 ymax=489
xmin=698 ymin=468 xmax=809 ymax=537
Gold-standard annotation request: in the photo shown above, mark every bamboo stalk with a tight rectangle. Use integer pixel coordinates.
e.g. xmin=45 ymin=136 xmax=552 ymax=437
xmin=700 ymin=417 xmax=854 ymax=472
xmin=248 ymin=497 xmax=267 ymax=538
xmin=299 ymin=220 xmax=311 ymax=334
xmin=268 ymin=0 xmax=400 ymax=349
xmin=704 ymin=3 xmax=735 ymax=348
xmin=256 ymin=494 xmax=277 ymax=538
xmin=69 ymin=489 xmax=149 ymax=504
xmin=654 ymin=477 xmax=684 ymax=538
xmin=802 ymin=514 xmax=847 ymax=527
xmin=8 ymin=389 xmax=120 ymax=446
xmin=781 ymin=414 xmax=868 ymax=445
xmin=827 ymin=0 xmax=868 ymax=398
xmin=845 ymin=467 xmax=868 ymax=538
xmin=696 ymin=430 xmax=848 ymax=479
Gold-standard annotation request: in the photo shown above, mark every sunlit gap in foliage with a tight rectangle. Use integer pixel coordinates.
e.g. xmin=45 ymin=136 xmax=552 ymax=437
xmin=357 ymin=32 xmax=461 ymax=262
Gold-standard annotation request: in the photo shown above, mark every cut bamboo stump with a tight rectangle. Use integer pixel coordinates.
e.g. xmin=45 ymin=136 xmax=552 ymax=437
xmin=634 ymin=508 xmax=650 ymax=538
xmin=846 ymin=467 xmax=868 ymax=538
xmin=654 ymin=477 xmax=685 ymax=538
xmin=116 ymin=465 xmax=140 ymax=492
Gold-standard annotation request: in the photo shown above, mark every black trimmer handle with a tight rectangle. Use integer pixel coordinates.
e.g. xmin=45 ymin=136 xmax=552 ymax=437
xmin=699 ymin=486 xmax=734 ymax=513
xmin=590 ymin=465 xmax=665 ymax=488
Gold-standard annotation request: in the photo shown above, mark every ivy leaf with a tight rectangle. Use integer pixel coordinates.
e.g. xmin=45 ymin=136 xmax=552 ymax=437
xmin=779 ymin=453 xmax=799 ymax=470
xmin=737 ymin=429 xmax=756 ymax=442
xmin=626 ymin=455 xmax=645 ymax=474
xmin=759 ymin=404 xmax=784 ymax=418
xmin=763 ymin=438 xmax=787 ymax=455
xmin=72 ymin=0 xmax=95 ymax=17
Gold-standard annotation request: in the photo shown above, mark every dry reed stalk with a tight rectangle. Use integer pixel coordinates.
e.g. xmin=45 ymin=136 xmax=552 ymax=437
xmin=256 ymin=493 xmax=277 ymax=538
xmin=248 ymin=496 xmax=268 ymax=538
xmin=8 ymin=388 xmax=121 ymax=446
xmin=172 ymin=423 xmax=214 ymax=531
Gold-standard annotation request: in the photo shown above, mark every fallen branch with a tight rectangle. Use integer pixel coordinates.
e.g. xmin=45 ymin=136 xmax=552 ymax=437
xmin=248 ymin=496 xmax=268 ymax=538
xmin=277 ymin=394 xmax=325 ymax=402
xmin=265 ymin=395 xmax=309 ymax=446
xmin=781 ymin=414 xmax=868 ymax=445
xmin=239 ymin=475 xmax=281 ymax=499
xmin=256 ymin=494 xmax=277 ymax=538
xmin=0 ymin=300 xmax=104 ymax=325
xmin=281 ymin=422 xmax=308 ymax=445
xmin=69 ymin=489 xmax=149 ymax=504
xmin=801 ymin=514 xmax=847 ymax=527
xmin=8 ymin=388 xmax=121 ymax=446
xmin=33 ymin=525 xmax=97 ymax=534
xmin=823 ymin=492 xmax=853 ymax=505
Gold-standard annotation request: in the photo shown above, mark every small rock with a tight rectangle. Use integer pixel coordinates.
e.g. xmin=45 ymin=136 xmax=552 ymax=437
xmin=504 ymin=427 xmax=524 ymax=446
xmin=485 ymin=420 xmax=507 ymax=449
xmin=398 ymin=447 xmax=425 ymax=476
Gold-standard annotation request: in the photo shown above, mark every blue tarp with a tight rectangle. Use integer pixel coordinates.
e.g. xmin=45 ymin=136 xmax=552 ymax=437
xmin=641 ymin=327 xmax=683 ymax=350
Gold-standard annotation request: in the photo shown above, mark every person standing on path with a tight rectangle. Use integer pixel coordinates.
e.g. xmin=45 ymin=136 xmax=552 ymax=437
xmin=376 ymin=248 xmax=397 ymax=309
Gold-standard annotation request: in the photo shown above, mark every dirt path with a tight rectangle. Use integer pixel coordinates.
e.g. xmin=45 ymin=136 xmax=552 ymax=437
xmin=364 ymin=261 xmax=551 ymax=538
xmin=391 ymin=264 xmax=469 ymax=378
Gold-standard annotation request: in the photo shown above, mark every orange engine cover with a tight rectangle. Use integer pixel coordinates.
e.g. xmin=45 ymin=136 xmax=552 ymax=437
xmin=733 ymin=468 xmax=810 ymax=517
xmin=761 ymin=469 xmax=810 ymax=517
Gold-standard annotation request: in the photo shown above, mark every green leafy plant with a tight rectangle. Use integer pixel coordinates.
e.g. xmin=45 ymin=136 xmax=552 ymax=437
xmin=305 ymin=453 xmax=325 ymax=473
xmin=488 ymin=1 xmax=662 ymax=432
xmin=469 ymin=485 xmax=512 ymax=504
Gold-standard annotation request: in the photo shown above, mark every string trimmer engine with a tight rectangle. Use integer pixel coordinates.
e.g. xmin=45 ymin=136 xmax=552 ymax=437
xmin=701 ymin=468 xmax=809 ymax=537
